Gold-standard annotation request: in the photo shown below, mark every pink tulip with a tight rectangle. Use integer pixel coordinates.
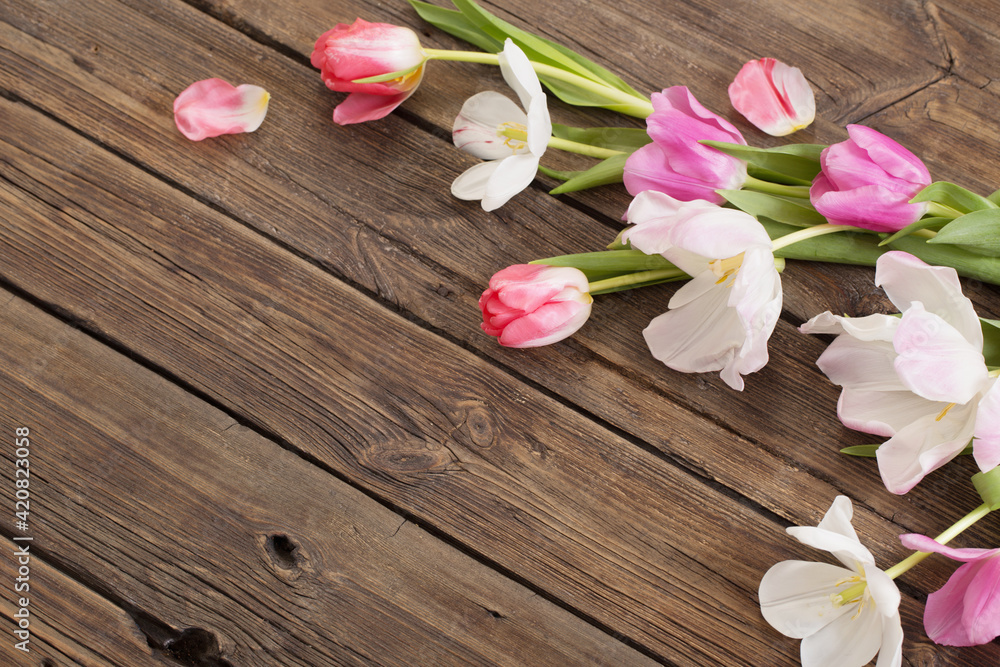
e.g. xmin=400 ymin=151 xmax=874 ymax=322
xmin=479 ymin=265 xmax=592 ymax=348
xmin=899 ymin=533 xmax=1000 ymax=646
xmin=623 ymin=86 xmax=747 ymax=204
xmin=311 ymin=19 xmax=426 ymax=125
xmin=728 ymin=58 xmax=815 ymax=136
xmin=810 ymin=124 xmax=931 ymax=232
xmin=173 ymin=79 xmax=270 ymax=141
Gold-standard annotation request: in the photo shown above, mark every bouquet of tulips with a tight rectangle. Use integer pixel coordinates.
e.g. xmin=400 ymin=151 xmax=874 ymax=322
xmin=170 ymin=1 xmax=1000 ymax=664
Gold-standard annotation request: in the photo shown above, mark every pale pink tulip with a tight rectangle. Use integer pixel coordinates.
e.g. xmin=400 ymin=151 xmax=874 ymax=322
xmin=810 ymin=125 xmax=931 ymax=232
xmin=899 ymin=533 xmax=1000 ymax=646
xmin=311 ymin=19 xmax=426 ymax=124
xmin=623 ymin=86 xmax=747 ymax=204
xmin=728 ymin=57 xmax=815 ymax=136
xmin=173 ymin=79 xmax=270 ymax=141
xmin=479 ymin=264 xmax=592 ymax=348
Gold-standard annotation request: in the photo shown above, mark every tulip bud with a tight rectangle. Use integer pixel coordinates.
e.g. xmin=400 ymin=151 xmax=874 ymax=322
xmin=310 ymin=19 xmax=427 ymax=124
xmin=810 ymin=124 xmax=931 ymax=232
xmin=728 ymin=58 xmax=815 ymax=136
xmin=173 ymin=79 xmax=270 ymax=141
xmin=479 ymin=265 xmax=592 ymax=348
xmin=624 ymin=86 xmax=747 ymax=204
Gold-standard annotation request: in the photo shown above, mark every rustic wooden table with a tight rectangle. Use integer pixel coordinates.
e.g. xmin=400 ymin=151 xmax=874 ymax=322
xmin=2 ymin=0 xmax=1000 ymax=664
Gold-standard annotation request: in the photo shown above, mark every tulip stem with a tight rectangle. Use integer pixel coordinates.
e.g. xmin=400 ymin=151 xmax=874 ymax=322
xmin=834 ymin=502 xmax=993 ymax=607
xmin=770 ymin=223 xmax=864 ymax=252
xmin=424 ymin=49 xmax=655 ymax=116
xmin=743 ymin=176 xmax=812 ymax=199
xmin=587 ymin=268 xmax=687 ymax=295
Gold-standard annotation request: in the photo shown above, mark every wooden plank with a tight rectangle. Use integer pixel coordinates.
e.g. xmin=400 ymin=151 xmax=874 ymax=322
xmin=0 ymin=291 xmax=657 ymax=666
xmin=5 ymin=0 xmax=996 ymax=545
xmin=3 ymin=70 xmax=998 ymax=666
xmin=0 ymin=91 xmax=805 ymax=664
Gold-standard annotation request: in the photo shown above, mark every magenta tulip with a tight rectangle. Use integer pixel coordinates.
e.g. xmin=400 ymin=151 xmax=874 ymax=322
xmin=479 ymin=265 xmax=592 ymax=348
xmin=899 ymin=533 xmax=1000 ymax=646
xmin=311 ymin=19 xmax=426 ymax=125
xmin=623 ymin=86 xmax=748 ymax=204
xmin=728 ymin=57 xmax=815 ymax=136
xmin=173 ymin=79 xmax=270 ymax=141
xmin=810 ymin=124 xmax=931 ymax=232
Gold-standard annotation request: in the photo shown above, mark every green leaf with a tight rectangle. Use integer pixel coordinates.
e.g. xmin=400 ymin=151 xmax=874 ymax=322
xmin=408 ymin=0 xmax=503 ymax=52
xmin=988 ymin=187 xmax=1000 ymax=206
xmin=764 ymin=220 xmax=885 ymax=265
xmin=530 ymin=249 xmax=676 ymax=281
xmin=550 ymin=124 xmax=652 ymax=152
xmin=840 ymin=445 xmax=881 ymax=457
xmin=719 ymin=190 xmax=827 ymax=228
xmin=701 ymin=140 xmax=822 ymax=182
xmin=911 ymin=181 xmax=997 ymax=214
xmin=889 ymin=235 xmax=1000 ymax=285
xmin=745 ymin=165 xmax=812 ymax=187
xmin=548 ymin=154 xmax=628 ymax=194
xmin=973 ymin=466 xmax=1000 ymax=510
xmin=878 ymin=217 xmax=950 ymax=246
xmin=982 ymin=318 xmax=1000 ymax=367
xmin=928 ymin=208 xmax=1000 ymax=254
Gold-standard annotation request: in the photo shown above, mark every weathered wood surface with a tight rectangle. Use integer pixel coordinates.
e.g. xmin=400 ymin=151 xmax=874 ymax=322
xmin=1 ymin=0 xmax=999 ymax=664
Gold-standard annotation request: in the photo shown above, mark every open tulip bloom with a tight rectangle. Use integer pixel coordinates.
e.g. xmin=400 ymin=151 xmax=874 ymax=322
xmin=622 ymin=191 xmax=781 ymax=391
xmin=759 ymin=496 xmax=903 ymax=667
xmin=899 ymin=533 xmax=1000 ymax=647
xmin=451 ymin=40 xmax=551 ymax=211
xmin=801 ymin=251 xmax=1000 ymax=494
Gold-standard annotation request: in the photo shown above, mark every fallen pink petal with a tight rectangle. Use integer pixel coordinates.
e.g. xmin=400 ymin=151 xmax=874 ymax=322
xmin=729 ymin=57 xmax=815 ymax=136
xmin=173 ymin=78 xmax=270 ymax=141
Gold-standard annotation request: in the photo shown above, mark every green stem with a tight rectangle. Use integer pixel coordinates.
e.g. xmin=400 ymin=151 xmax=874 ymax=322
xmin=548 ymin=136 xmax=626 ymax=159
xmin=926 ymin=201 xmax=964 ymax=220
xmin=771 ymin=223 xmax=864 ymax=252
xmin=587 ymin=268 xmax=687 ymax=294
xmin=424 ymin=49 xmax=654 ymax=116
xmin=835 ymin=502 xmax=992 ymax=605
xmin=743 ymin=175 xmax=812 ymax=199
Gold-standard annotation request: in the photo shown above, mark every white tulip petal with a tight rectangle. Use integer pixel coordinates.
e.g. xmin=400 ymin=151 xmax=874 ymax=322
xmin=893 ymin=304 xmax=988 ymax=404
xmin=799 ymin=311 xmax=898 ymax=342
xmin=837 ymin=388 xmax=939 ymax=437
xmin=644 ymin=285 xmax=739 ymax=374
xmin=498 ymin=39 xmax=543 ymax=110
xmin=759 ymin=560 xmax=854 ymax=638
xmin=787 ymin=526 xmax=873 ymax=569
xmin=974 ymin=379 xmax=1000 ymax=471
xmin=876 ymin=402 xmax=977 ymax=494
xmin=667 ymin=270 xmax=719 ymax=310
xmin=481 ymin=153 xmax=539 ymax=211
xmin=876 ymin=251 xmax=982 ymax=347
xmin=865 ymin=567 xmax=901 ymax=617
xmin=799 ymin=605 xmax=884 ymax=667
xmin=451 ymin=160 xmax=501 ymax=200
xmin=874 ymin=617 xmax=904 ymax=667
xmin=453 ymin=91 xmax=527 ymax=160
xmin=525 ymin=96 xmax=551 ymax=157
xmin=815 ymin=336 xmax=905 ymax=393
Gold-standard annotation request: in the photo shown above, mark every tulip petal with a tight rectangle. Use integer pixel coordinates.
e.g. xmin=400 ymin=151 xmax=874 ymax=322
xmin=453 ymin=91 xmax=527 ymax=159
xmin=173 ymin=79 xmax=270 ymax=141
xmin=899 ymin=534 xmax=1000 ymax=562
xmin=893 ymin=304 xmax=987 ymax=404
xmin=499 ymin=39 xmax=543 ymax=112
xmin=498 ymin=299 xmax=592 ymax=348
xmin=728 ymin=58 xmax=815 ymax=136
xmin=800 ymin=606 xmax=885 ymax=667
xmin=847 ymin=124 xmax=930 ymax=186
xmin=481 ymin=153 xmax=540 ymax=212
xmin=814 ymin=336 xmax=903 ymax=393
xmin=758 ymin=560 xmax=854 ymax=639
xmin=836 ymin=388 xmax=939 ymax=437
xmin=787 ymin=526 xmax=873 ymax=569
xmin=920 ymin=556 xmax=1000 ymax=646
xmin=451 ymin=160 xmax=502 ymax=201
xmin=974 ymin=379 xmax=1000 ymax=471
xmin=876 ymin=401 xmax=977 ymax=494
xmin=876 ymin=251 xmax=982 ymax=346
xmin=333 ymin=85 xmax=418 ymax=125
xmin=799 ymin=311 xmax=898 ymax=342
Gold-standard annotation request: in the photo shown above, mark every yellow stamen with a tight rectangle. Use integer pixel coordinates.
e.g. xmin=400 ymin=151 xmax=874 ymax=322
xmin=498 ymin=121 xmax=528 ymax=153
xmin=709 ymin=253 xmax=745 ymax=286
xmin=936 ymin=402 xmax=956 ymax=421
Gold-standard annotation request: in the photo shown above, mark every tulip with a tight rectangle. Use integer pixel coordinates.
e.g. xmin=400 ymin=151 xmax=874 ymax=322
xmin=479 ymin=264 xmax=592 ymax=348
xmin=728 ymin=57 xmax=815 ymax=136
xmin=451 ymin=40 xmax=551 ymax=211
xmin=800 ymin=251 xmax=1000 ymax=493
xmin=810 ymin=124 xmax=931 ymax=232
xmin=623 ymin=86 xmax=747 ymax=204
xmin=173 ymin=79 xmax=270 ymax=141
xmin=622 ymin=191 xmax=781 ymax=390
xmin=311 ymin=19 xmax=427 ymax=125
xmin=899 ymin=533 xmax=1000 ymax=646
xmin=759 ymin=496 xmax=903 ymax=667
